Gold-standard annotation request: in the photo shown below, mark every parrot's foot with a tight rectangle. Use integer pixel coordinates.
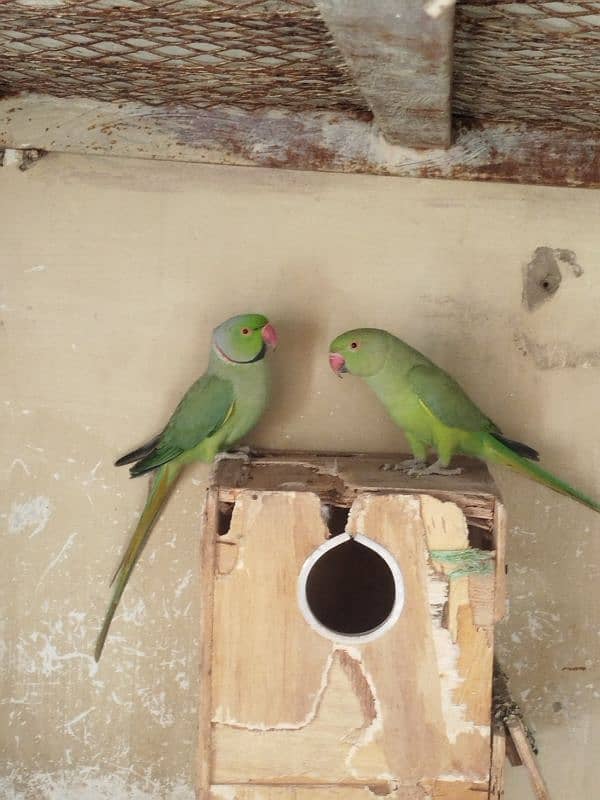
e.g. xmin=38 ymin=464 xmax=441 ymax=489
xmin=381 ymin=458 xmax=427 ymax=473
xmin=230 ymin=445 xmax=256 ymax=455
xmin=410 ymin=459 xmax=463 ymax=477
xmin=220 ymin=445 xmax=262 ymax=461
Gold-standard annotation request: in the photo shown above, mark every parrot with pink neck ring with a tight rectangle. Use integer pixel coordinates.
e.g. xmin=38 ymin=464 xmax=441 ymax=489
xmin=329 ymin=327 xmax=600 ymax=512
xmin=95 ymin=313 xmax=278 ymax=661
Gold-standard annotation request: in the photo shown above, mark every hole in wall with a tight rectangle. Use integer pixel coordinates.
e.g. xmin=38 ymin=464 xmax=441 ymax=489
xmin=217 ymin=501 xmax=234 ymax=535
xmin=298 ymin=534 xmax=404 ymax=643
xmin=522 ymin=246 xmax=568 ymax=311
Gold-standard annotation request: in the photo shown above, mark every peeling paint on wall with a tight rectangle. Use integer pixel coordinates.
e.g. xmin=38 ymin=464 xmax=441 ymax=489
xmin=513 ymin=331 xmax=600 ymax=370
xmin=0 ymin=769 xmax=194 ymax=800
xmin=7 ymin=496 xmax=53 ymax=538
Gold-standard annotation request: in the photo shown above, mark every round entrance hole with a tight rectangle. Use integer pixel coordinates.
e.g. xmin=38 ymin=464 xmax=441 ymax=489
xmin=297 ymin=533 xmax=404 ymax=644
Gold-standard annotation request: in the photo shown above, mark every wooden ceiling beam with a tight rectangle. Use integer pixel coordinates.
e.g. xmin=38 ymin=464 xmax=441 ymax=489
xmin=315 ymin=0 xmax=455 ymax=149
xmin=2 ymin=96 xmax=599 ymax=189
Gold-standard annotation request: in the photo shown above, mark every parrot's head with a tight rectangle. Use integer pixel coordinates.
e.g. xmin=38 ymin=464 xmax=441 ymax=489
xmin=213 ymin=313 xmax=278 ymax=364
xmin=329 ymin=328 xmax=390 ymax=378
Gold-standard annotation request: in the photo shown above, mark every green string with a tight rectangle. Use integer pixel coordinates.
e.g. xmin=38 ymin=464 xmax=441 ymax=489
xmin=429 ymin=548 xmax=494 ymax=579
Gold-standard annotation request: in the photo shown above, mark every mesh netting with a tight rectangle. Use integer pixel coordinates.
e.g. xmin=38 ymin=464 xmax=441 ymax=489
xmin=0 ymin=0 xmax=367 ymax=111
xmin=1 ymin=0 xmax=600 ymax=128
xmin=454 ymin=0 xmax=600 ymax=129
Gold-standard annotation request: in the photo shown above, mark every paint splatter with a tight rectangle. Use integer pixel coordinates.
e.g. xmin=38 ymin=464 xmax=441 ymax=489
xmin=7 ymin=496 xmax=53 ymax=538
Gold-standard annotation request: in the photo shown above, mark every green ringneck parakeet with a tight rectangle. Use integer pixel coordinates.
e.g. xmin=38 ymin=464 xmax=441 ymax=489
xmin=329 ymin=328 xmax=600 ymax=513
xmin=94 ymin=313 xmax=278 ymax=661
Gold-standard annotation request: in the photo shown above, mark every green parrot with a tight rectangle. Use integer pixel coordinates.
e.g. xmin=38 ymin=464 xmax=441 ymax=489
xmin=94 ymin=313 xmax=278 ymax=661
xmin=328 ymin=328 xmax=600 ymax=512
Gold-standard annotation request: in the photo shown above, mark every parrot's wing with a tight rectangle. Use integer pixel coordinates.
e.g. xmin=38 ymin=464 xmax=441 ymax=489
xmin=130 ymin=374 xmax=235 ymax=475
xmin=407 ymin=364 xmax=498 ymax=432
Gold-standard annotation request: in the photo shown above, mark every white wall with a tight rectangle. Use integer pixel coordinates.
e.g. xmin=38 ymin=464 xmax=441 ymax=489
xmin=1 ymin=152 xmax=599 ymax=798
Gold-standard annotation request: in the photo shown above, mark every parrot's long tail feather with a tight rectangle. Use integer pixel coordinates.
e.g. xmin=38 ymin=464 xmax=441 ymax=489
xmin=489 ymin=432 xmax=539 ymax=461
xmin=94 ymin=462 xmax=181 ymax=661
xmin=114 ymin=435 xmax=161 ymax=467
xmin=483 ymin=435 xmax=600 ymax=512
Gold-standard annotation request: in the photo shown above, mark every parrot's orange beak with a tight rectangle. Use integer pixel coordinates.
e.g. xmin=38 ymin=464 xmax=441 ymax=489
xmin=329 ymin=352 xmax=347 ymax=377
xmin=261 ymin=323 xmax=278 ymax=350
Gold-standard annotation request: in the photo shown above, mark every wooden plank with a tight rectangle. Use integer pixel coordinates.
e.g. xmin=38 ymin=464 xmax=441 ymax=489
xmin=213 ymin=450 xmax=499 ymax=538
xmin=493 ymin=502 xmax=507 ymax=623
xmin=209 ymin=492 xmax=492 ymax=789
xmin=209 ymin=786 xmax=488 ymax=799
xmin=505 ymin=717 xmax=551 ymax=800
xmin=210 ymin=789 xmax=398 ymax=799
xmin=2 ymin=95 xmax=600 ymax=188
xmin=350 ymin=494 xmax=492 ymax=782
xmin=505 ymin=732 xmax=523 ymax=768
xmin=314 ymin=0 xmax=454 ymax=148
xmin=433 ymin=783 xmax=490 ymax=799
xmin=211 ymin=492 xmax=332 ymax=733
xmin=197 ymin=487 xmax=220 ymax=795
xmin=489 ymin=724 xmax=505 ymax=800
xmin=469 ymin=574 xmax=496 ymax=629
xmin=217 ymin=451 xmax=498 ymax=495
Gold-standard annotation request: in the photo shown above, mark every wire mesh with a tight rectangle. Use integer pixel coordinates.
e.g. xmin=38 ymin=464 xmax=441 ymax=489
xmin=454 ymin=0 xmax=600 ymax=129
xmin=0 ymin=0 xmax=367 ymax=111
xmin=1 ymin=0 xmax=599 ymax=129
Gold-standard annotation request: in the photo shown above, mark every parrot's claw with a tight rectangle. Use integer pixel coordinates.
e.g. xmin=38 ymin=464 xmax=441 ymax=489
xmin=412 ymin=460 xmax=463 ymax=477
xmin=219 ymin=445 xmax=261 ymax=462
xmin=230 ymin=445 xmax=257 ymax=456
xmin=381 ymin=458 xmax=427 ymax=473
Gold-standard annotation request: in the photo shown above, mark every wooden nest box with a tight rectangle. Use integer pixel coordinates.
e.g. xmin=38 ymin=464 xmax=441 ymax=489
xmin=198 ymin=451 xmax=507 ymax=799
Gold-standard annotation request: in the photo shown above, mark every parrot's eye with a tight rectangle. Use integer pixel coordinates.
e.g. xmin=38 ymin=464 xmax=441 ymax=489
xmin=241 ymin=327 xmax=250 ymax=336
xmin=350 ymin=341 xmax=359 ymax=350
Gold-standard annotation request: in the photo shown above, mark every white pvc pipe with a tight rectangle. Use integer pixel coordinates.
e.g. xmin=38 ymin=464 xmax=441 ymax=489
xmin=297 ymin=532 xmax=405 ymax=645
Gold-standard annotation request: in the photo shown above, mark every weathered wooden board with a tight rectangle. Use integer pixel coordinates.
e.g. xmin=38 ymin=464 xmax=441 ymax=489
xmin=211 ymin=493 xmax=332 ymax=732
xmin=198 ymin=487 xmax=220 ymax=795
xmin=493 ymin=502 xmax=507 ymax=624
xmin=489 ymin=724 xmax=506 ymax=800
xmin=213 ymin=451 xmax=500 ymax=536
xmin=315 ymin=0 xmax=454 ymax=148
xmin=505 ymin=717 xmax=551 ymax=800
xmin=2 ymin=95 xmax=599 ymax=188
xmin=209 ymin=784 xmax=489 ymax=799
xmin=205 ymin=487 xmax=494 ymax=793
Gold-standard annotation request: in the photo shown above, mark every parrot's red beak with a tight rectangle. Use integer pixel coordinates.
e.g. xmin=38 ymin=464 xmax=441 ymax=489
xmin=329 ymin=352 xmax=347 ymax=377
xmin=261 ymin=323 xmax=278 ymax=350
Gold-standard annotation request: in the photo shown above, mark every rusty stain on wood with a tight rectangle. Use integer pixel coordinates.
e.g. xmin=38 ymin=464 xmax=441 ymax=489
xmin=315 ymin=0 xmax=454 ymax=148
xmin=2 ymin=95 xmax=600 ymax=188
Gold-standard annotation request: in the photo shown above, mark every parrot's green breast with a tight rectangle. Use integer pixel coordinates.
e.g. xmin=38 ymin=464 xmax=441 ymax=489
xmin=209 ymin=353 xmax=270 ymax=450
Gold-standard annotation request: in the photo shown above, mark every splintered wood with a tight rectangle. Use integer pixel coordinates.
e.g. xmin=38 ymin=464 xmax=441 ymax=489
xmin=199 ymin=451 xmax=503 ymax=799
